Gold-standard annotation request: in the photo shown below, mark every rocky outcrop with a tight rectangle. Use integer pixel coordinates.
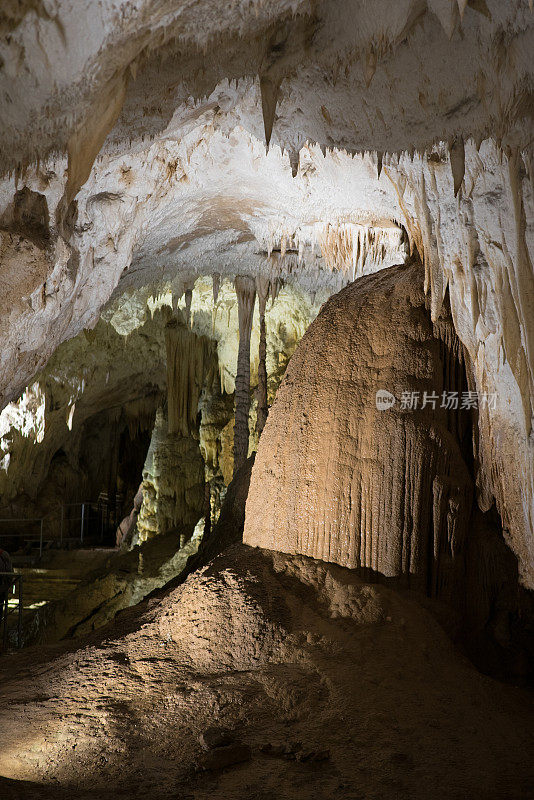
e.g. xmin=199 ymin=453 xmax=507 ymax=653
xmin=0 ymin=543 xmax=533 ymax=799
xmin=17 ymin=525 xmax=200 ymax=648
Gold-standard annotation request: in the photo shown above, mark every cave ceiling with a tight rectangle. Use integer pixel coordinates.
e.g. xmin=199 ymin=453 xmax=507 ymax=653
xmin=0 ymin=1 xmax=533 ymax=584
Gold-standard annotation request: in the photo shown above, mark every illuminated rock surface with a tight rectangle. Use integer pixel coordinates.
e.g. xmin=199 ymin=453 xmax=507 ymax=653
xmin=1 ymin=544 xmax=533 ymax=800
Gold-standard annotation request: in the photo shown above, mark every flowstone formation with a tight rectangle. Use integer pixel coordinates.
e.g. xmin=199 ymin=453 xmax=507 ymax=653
xmin=244 ymin=260 xmax=534 ymax=677
xmin=245 ymin=260 xmax=474 ymax=582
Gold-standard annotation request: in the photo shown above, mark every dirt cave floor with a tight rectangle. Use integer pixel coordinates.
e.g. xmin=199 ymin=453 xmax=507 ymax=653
xmin=0 ymin=543 xmax=533 ymax=800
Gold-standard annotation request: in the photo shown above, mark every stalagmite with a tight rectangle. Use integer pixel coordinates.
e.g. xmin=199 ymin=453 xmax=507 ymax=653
xmin=137 ymin=406 xmax=205 ymax=541
xmin=256 ymin=276 xmax=270 ymax=436
xmin=233 ymin=276 xmax=256 ymax=475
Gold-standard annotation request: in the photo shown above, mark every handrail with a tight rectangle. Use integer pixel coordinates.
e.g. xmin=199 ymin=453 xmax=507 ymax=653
xmin=60 ymin=501 xmax=117 ymax=508
xmin=0 ymin=499 xmax=120 ymax=554
xmin=0 ymin=571 xmax=23 ymax=651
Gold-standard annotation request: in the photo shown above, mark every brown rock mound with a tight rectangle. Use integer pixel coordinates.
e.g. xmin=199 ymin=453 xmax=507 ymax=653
xmin=0 ymin=543 xmax=533 ymax=799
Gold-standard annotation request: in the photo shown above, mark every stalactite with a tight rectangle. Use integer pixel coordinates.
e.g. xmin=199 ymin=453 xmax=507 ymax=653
xmin=184 ymin=288 xmax=193 ymax=327
xmin=123 ymin=394 xmax=160 ymax=439
xmin=259 ymin=75 xmax=281 ymax=148
xmin=233 ymin=276 xmax=256 ymax=476
xmin=256 ymin=276 xmax=269 ymax=436
xmin=270 ymin=278 xmax=280 ymax=306
xmin=450 ymin=136 xmax=465 ymax=197
xmin=165 ymin=315 xmax=215 ymax=437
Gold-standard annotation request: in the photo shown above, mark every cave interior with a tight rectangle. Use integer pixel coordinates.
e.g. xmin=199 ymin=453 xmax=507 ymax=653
xmin=0 ymin=2 xmax=534 ymax=799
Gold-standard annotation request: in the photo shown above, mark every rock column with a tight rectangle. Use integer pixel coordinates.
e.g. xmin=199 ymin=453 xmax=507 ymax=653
xmin=233 ymin=276 xmax=256 ymax=476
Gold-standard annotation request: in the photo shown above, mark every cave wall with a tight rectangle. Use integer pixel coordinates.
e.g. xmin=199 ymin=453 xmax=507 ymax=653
xmin=0 ymin=312 xmax=167 ymax=538
xmin=0 ymin=274 xmax=319 ymax=547
xmin=387 ymin=140 xmax=534 ymax=586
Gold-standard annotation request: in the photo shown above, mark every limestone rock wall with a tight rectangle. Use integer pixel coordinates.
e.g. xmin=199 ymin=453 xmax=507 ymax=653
xmin=0 ymin=313 xmax=167 ymax=535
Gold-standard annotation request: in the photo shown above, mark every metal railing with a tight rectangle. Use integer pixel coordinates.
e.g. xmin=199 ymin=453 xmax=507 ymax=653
xmin=0 ymin=499 xmax=121 ymax=556
xmin=1 ymin=572 xmax=23 ymax=650
xmin=59 ymin=500 xmax=121 ymax=545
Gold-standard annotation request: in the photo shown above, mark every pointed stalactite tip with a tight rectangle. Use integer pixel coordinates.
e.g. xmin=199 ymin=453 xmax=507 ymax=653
xmin=450 ymin=136 xmax=465 ymax=197
xmin=288 ymin=149 xmax=300 ymax=178
xmin=259 ymin=75 xmax=281 ymax=150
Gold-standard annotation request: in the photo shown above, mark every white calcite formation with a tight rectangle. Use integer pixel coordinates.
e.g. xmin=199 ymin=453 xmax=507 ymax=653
xmin=0 ymin=276 xmax=319 ymax=541
xmin=0 ymin=1 xmax=533 ymax=583
xmin=136 ymin=405 xmax=205 ymax=542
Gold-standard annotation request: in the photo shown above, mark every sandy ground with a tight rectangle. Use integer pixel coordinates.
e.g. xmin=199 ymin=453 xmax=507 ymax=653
xmin=0 ymin=542 xmax=533 ymax=800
